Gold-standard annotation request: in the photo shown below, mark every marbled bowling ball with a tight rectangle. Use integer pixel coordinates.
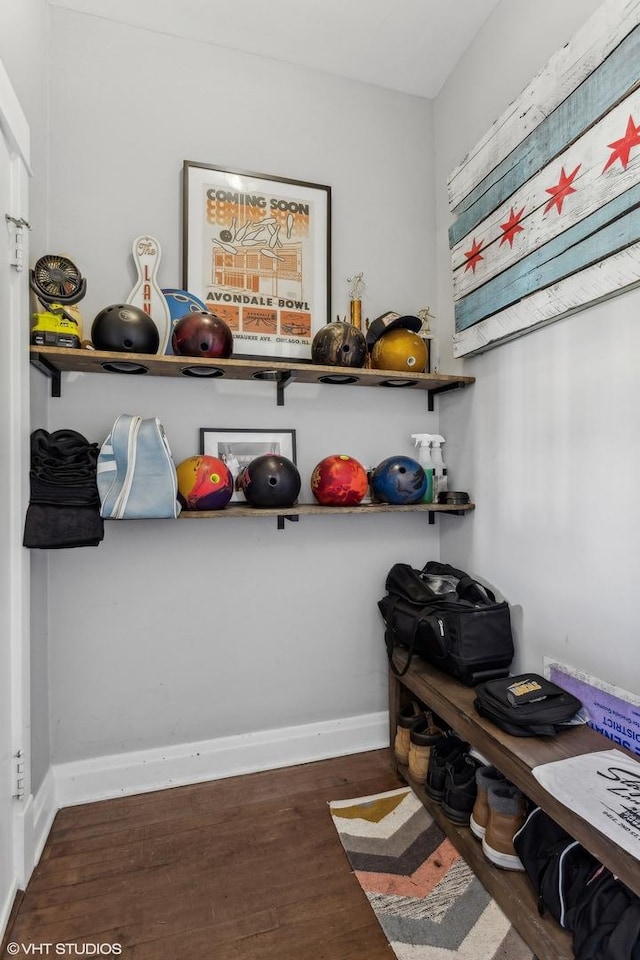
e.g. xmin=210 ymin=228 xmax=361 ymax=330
xmin=171 ymin=310 xmax=233 ymax=359
xmin=236 ymin=454 xmax=301 ymax=508
xmin=310 ymin=454 xmax=369 ymax=505
xmin=370 ymin=328 xmax=427 ymax=372
xmin=176 ymin=455 xmax=233 ymax=510
xmin=311 ymin=321 xmax=367 ymax=368
xmin=371 ymin=455 xmax=427 ymax=504
xmin=161 ymin=288 xmax=208 ymax=356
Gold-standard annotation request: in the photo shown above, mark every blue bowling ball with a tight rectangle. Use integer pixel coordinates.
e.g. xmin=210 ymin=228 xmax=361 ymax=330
xmin=371 ymin=455 xmax=427 ymax=504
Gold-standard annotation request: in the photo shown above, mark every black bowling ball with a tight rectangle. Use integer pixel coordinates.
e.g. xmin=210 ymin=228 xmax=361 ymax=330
xmin=236 ymin=454 xmax=301 ymax=508
xmin=91 ymin=304 xmax=160 ymax=354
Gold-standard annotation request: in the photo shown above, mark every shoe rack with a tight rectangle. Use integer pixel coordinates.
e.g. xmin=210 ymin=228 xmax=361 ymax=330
xmin=388 ymin=656 xmax=640 ymax=960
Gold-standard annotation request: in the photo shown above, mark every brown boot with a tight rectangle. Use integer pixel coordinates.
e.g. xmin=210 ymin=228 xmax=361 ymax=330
xmin=407 ymin=714 xmax=443 ymax=783
xmin=470 ymin=766 xmax=506 ymax=840
xmin=393 ymin=700 xmax=422 ymax=764
xmin=482 ymin=782 xmax=527 ymax=870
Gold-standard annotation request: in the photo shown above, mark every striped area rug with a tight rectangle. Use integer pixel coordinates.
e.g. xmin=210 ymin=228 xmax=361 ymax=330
xmin=329 ymin=786 xmax=535 ymax=960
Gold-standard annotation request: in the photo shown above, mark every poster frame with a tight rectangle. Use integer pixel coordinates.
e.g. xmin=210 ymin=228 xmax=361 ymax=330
xmin=182 ymin=160 xmax=331 ymax=362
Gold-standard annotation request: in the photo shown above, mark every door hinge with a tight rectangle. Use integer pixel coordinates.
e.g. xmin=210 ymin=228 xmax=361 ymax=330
xmin=5 ymin=214 xmax=31 ymax=272
xmin=13 ymin=749 xmax=25 ymax=800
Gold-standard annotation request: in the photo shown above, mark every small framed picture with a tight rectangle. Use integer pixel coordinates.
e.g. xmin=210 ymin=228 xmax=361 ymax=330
xmin=182 ymin=160 xmax=331 ymax=362
xmin=200 ymin=428 xmax=297 ymax=501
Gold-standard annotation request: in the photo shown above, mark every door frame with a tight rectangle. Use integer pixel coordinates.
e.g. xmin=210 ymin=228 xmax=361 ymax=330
xmin=0 ymin=53 xmax=32 ymax=900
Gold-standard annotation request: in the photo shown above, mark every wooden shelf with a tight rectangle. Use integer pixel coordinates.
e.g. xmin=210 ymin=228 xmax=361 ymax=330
xmin=397 ymin=763 xmax=573 ymax=960
xmin=389 ymin=658 xmax=640 ymax=959
xmin=30 ymin=345 xmax=476 ymax=529
xmin=29 ymin=345 xmax=474 ymax=407
xmin=179 ymin=501 xmax=475 ymax=518
xmin=178 ymin=501 xmax=475 ymax=529
xmin=389 ymin=658 xmax=640 ymax=897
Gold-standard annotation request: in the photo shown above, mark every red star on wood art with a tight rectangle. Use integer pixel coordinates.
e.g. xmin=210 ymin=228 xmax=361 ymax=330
xmin=499 ymin=206 xmax=525 ymax=247
xmin=603 ymin=115 xmax=640 ymax=172
xmin=464 ymin=237 xmax=484 ymax=273
xmin=544 ymin=164 xmax=581 ymax=215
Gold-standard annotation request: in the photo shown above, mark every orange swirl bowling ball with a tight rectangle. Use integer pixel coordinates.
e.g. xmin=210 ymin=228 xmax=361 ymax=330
xmin=310 ymin=454 xmax=369 ymax=505
xmin=176 ymin=455 xmax=234 ymax=510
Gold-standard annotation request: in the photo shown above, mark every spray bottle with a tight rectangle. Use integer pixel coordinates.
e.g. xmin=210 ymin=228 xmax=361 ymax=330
xmin=411 ymin=434 xmax=435 ymax=503
xmin=430 ymin=435 xmax=447 ymax=501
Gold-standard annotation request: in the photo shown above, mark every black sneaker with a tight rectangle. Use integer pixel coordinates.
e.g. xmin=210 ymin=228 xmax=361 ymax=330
xmin=442 ymin=753 xmax=479 ymax=824
xmin=425 ymin=733 xmax=468 ymax=803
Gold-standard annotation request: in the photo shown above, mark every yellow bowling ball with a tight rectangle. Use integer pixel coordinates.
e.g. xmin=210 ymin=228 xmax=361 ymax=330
xmin=370 ymin=328 xmax=427 ymax=372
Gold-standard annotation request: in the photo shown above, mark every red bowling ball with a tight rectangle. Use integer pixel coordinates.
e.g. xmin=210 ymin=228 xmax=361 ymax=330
xmin=171 ymin=310 xmax=233 ymax=359
xmin=310 ymin=454 xmax=369 ymax=505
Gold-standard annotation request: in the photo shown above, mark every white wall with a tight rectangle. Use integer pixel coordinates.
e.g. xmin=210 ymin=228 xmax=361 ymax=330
xmin=42 ymin=8 xmax=440 ymax=765
xmin=435 ymin=0 xmax=640 ymax=692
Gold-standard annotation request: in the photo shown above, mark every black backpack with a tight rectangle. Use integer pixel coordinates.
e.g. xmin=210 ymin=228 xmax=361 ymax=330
xmin=473 ymin=673 xmax=583 ymax=736
xmin=514 ymin=807 xmax=640 ymax=959
xmin=571 ymin=867 xmax=640 ymax=960
xmin=513 ymin=807 xmax=600 ymax=929
xmin=378 ymin=560 xmax=514 ymax=686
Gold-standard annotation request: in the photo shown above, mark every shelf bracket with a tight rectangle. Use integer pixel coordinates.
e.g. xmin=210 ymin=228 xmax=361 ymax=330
xmin=276 ymin=371 xmax=296 ymax=406
xmin=428 ymin=508 xmax=470 ymax=524
xmin=30 ymin=353 xmax=61 ymax=397
xmin=427 ymin=380 xmax=467 ymax=412
xmin=277 ymin=514 xmax=299 ymax=531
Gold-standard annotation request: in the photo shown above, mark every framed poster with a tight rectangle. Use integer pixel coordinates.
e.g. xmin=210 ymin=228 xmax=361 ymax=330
xmin=182 ymin=161 xmax=331 ymax=362
xmin=200 ymin=427 xmax=296 ymax=502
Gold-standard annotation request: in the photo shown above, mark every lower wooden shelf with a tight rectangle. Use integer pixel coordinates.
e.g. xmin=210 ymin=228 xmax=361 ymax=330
xmin=389 ymin=657 xmax=639 ymax=897
xmin=179 ymin=501 xmax=475 ymax=525
xmin=395 ymin=761 xmax=573 ymax=960
xmin=389 ymin=657 xmax=640 ymax=960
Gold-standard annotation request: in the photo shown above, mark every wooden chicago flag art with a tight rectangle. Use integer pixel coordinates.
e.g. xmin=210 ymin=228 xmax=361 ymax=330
xmin=448 ymin=0 xmax=640 ymax=357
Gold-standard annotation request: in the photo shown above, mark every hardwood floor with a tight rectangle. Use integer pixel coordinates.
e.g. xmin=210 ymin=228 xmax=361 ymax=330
xmin=3 ymin=750 xmax=402 ymax=959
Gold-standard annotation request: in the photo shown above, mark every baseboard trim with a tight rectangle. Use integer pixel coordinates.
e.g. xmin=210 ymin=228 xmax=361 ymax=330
xmin=53 ymin=711 xmax=389 ymax=807
xmin=1 ymin=769 xmax=59 ymax=941
xmin=12 ymin=768 xmax=59 ymax=894
xmin=0 ymin=878 xmax=19 ymax=948
xmin=31 ymin=768 xmax=57 ymax=869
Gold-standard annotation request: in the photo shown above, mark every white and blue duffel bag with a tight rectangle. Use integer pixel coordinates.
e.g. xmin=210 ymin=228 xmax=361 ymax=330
xmin=97 ymin=414 xmax=181 ymax=519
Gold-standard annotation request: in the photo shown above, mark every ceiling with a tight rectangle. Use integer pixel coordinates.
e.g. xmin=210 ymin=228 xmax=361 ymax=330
xmin=50 ymin=0 xmax=502 ymax=98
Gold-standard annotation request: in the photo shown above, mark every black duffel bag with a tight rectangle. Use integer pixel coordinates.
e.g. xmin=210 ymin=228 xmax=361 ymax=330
xmin=378 ymin=560 xmax=514 ymax=686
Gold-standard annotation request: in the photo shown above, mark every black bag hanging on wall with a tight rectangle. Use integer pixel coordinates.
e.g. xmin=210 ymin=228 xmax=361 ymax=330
xmin=23 ymin=429 xmax=104 ymax=549
xmin=378 ymin=560 xmax=514 ymax=686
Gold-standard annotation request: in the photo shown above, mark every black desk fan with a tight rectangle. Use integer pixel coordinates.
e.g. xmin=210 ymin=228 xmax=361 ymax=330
xmin=30 ymin=254 xmax=87 ymax=348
